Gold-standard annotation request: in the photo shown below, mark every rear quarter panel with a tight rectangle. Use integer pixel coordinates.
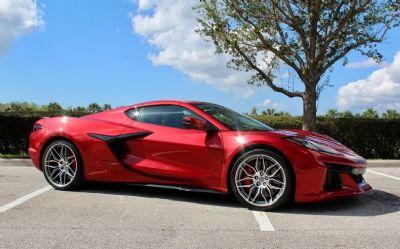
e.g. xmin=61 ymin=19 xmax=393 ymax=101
xmin=29 ymin=112 xmax=148 ymax=180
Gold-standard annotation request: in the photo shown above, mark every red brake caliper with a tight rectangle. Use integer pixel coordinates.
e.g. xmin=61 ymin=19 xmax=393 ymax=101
xmin=244 ymin=164 xmax=254 ymax=192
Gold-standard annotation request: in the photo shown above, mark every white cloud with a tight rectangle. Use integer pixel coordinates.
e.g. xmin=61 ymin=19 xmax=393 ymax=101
xmin=131 ymin=0 xmax=257 ymax=98
xmin=262 ymin=98 xmax=272 ymax=106
xmin=0 ymin=0 xmax=44 ymax=54
xmin=258 ymin=98 xmax=286 ymax=111
xmin=337 ymin=52 xmax=400 ymax=111
xmin=135 ymin=0 xmax=155 ymax=11
xmin=345 ymin=58 xmax=387 ymax=69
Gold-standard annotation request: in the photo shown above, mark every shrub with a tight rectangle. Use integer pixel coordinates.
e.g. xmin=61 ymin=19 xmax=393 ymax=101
xmin=0 ymin=113 xmax=399 ymax=159
xmin=0 ymin=115 xmax=39 ymax=155
xmin=0 ymin=112 xmax=89 ymax=155
xmin=315 ymin=118 xmax=400 ymax=159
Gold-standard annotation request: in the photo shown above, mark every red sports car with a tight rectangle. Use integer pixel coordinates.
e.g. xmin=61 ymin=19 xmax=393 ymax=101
xmin=29 ymin=100 xmax=371 ymax=210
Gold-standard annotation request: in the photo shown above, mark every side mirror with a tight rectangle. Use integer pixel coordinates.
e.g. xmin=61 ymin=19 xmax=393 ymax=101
xmin=182 ymin=116 xmax=207 ymax=130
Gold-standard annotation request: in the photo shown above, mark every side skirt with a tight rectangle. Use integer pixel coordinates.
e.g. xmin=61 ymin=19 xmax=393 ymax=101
xmin=129 ymin=183 xmax=225 ymax=194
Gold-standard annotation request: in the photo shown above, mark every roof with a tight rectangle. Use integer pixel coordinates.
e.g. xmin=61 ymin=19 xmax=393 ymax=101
xmin=126 ymin=99 xmax=212 ymax=108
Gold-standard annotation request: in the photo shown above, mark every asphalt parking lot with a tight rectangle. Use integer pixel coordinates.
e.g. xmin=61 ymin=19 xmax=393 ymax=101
xmin=1 ymin=161 xmax=399 ymax=249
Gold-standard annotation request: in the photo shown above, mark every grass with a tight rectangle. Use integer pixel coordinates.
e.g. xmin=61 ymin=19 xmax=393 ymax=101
xmin=0 ymin=152 xmax=30 ymax=159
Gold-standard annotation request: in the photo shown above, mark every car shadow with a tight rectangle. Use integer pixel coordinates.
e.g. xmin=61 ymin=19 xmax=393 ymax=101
xmin=81 ymin=182 xmax=241 ymax=208
xmin=78 ymin=183 xmax=400 ymax=216
xmin=278 ymin=189 xmax=400 ymax=217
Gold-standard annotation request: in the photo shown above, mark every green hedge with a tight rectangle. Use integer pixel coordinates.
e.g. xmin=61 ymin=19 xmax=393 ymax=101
xmin=1 ymin=114 xmax=399 ymax=159
xmin=0 ymin=112 xmax=89 ymax=155
xmin=0 ymin=115 xmax=38 ymax=155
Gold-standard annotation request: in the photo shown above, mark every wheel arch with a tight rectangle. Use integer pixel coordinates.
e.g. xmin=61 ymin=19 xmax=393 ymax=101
xmin=39 ymin=136 xmax=81 ymax=171
xmin=226 ymin=144 xmax=296 ymax=196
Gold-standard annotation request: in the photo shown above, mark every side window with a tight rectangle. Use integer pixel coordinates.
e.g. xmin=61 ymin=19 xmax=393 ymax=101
xmin=126 ymin=105 xmax=205 ymax=129
xmin=125 ymin=108 xmax=140 ymax=121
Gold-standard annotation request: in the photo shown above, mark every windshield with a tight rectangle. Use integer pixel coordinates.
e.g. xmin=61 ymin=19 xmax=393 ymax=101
xmin=193 ymin=103 xmax=274 ymax=131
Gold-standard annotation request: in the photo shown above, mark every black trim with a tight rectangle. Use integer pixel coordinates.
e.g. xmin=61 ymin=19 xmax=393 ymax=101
xmin=324 ymin=170 xmax=342 ymax=190
xmin=323 ymin=163 xmax=366 ymax=191
xmin=351 ymin=174 xmax=365 ymax=184
xmin=88 ymin=131 xmax=152 ymax=143
xmin=324 ymin=163 xmax=354 ymax=174
xmin=124 ymin=105 xmax=219 ymax=133
xmin=130 ymin=183 xmax=224 ymax=194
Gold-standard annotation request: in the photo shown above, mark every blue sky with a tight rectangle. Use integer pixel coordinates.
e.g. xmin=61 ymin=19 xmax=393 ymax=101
xmin=1 ymin=0 xmax=399 ymax=115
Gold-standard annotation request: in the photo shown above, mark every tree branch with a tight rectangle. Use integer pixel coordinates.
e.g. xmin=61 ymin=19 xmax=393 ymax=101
xmin=282 ymin=0 xmax=310 ymax=61
xmin=316 ymin=0 xmax=372 ymax=63
xmin=228 ymin=0 xmax=307 ymax=83
xmin=270 ymin=8 xmax=307 ymax=71
xmin=231 ymin=42 xmax=303 ymax=98
xmin=320 ymin=38 xmax=377 ymax=77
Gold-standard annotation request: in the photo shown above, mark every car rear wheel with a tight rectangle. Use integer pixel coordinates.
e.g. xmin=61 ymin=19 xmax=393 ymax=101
xmin=230 ymin=149 xmax=294 ymax=210
xmin=42 ymin=140 xmax=84 ymax=190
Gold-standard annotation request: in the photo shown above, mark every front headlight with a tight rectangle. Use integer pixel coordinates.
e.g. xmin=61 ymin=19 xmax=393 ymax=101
xmin=352 ymin=167 xmax=366 ymax=175
xmin=284 ymin=137 xmax=342 ymax=155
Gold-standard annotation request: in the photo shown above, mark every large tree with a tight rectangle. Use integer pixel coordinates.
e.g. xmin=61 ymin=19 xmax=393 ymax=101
xmin=195 ymin=0 xmax=400 ymax=130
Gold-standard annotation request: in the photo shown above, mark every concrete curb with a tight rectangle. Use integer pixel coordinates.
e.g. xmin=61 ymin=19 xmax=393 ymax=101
xmin=0 ymin=159 xmax=33 ymax=167
xmin=1 ymin=158 xmax=399 ymax=167
xmin=366 ymin=160 xmax=400 ymax=167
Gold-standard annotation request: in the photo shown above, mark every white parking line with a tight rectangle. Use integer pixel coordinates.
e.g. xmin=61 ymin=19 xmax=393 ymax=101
xmin=252 ymin=211 xmax=275 ymax=231
xmin=367 ymin=169 xmax=400 ymax=181
xmin=0 ymin=185 xmax=52 ymax=213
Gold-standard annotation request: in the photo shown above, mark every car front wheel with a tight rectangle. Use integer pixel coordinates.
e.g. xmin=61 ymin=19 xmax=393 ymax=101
xmin=230 ymin=149 xmax=294 ymax=210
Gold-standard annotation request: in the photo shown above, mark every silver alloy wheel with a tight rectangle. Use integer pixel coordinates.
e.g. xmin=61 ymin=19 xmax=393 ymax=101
xmin=44 ymin=143 xmax=77 ymax=188
xmin=234 ymin=154 xmax=286 ymax=207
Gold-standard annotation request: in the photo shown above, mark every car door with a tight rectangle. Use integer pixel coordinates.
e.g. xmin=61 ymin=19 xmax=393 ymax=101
xmin=123 ymin=104 xmax=225 ymax=188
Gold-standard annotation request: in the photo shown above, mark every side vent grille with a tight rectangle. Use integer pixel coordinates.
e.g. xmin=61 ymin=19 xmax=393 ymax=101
xmin=324 ymin=170 xmax=342 ymax=191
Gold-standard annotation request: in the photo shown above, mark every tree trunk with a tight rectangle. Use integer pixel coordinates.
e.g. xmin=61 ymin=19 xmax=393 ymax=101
xmin=302 ymin=86 xmax=317 ymax=131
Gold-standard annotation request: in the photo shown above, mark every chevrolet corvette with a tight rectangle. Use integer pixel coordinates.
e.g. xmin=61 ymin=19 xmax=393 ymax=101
xmin=29 ymin=100 xmax=371 ymax=210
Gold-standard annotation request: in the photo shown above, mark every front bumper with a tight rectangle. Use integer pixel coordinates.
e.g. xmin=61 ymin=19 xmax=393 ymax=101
xmin=292 ymin=151 xmax=372 ymax=203
xmin=295 ymin=163 xmax=372 ymax=202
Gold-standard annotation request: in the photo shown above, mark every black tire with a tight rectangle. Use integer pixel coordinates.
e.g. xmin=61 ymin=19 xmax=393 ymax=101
xmin=230 ymin=149 xmax=294 ymax=211
xmin=41 ymin=140 xmax=84 ymax=190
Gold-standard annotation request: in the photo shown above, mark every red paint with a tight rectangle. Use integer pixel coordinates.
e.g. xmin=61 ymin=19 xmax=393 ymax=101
xmin=29 ymin=100 xmax=371 ymax=202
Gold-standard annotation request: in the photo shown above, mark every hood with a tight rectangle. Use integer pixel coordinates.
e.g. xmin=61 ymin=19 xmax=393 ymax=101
xmin=272 ymin=129 xmax=359 ymax=156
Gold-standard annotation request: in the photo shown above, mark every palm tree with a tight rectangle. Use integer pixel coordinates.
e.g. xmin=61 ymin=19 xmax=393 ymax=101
xmin=382 ymin=109 xmax=400 ymax=119
xmin=275 ymin=111 xmax=291 ymax=117
xmin=103 ymin=104 xmax=112 ymax=110
xmin=340 ymin=111 xmax=354 ymax=118
xmin=47 ymin=102 xmax=63 ymax=112
xmin=262 ymin=108 xmax=276 ymax=116
xmin=73 ymin=106 xmax=87 ymax=112
xmin=362 ymin=108 xmax=379 ymax=119
xmin=87 ymin=103 xmax=102 ymax=113
xmin=325 ymin=109 xmax=340 ymax=118
xmin=250 ymin=107 xmax=258 ymax=115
